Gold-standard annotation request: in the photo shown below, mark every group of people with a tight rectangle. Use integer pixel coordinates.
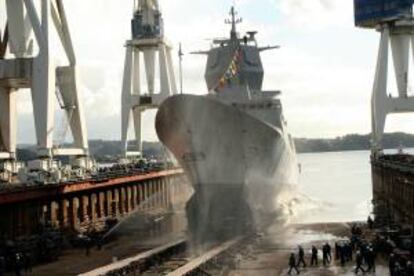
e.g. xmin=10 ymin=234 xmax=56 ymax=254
xmin=287 ymin=240 xmax=377 ymax=275
xmin=287 ymin=218 xmax=414 ymax=275
xmin=0 ymin=251 xmax=33 ymax=276
xmin=389 ymin=253 xmax=414 ymax=276
xmin=287 ymin=221 xmax=380 ymax=275
xmin=288 ymin=243 xmax=332 ymax=274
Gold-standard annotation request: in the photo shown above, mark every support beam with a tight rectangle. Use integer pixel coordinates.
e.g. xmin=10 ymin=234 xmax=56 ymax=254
xmin=51 ymin=0 xmax=76 ymax=64
xmin=132 ymin=185 xmax=138 ymax=210
xmin=89 ymin=193 xmax=97 ymax=225
xmin=120 ymin=187 xmax=126 ymax=215
xmin=50 ymin=201 xmax=58 ymax=228
xmin=106 ymin=190 xmax=113 ymax=218
xmin=98 ymin=192 xmax=105 ymax=218
xmin=391 ymin=34 xmax=409 ymax=97
xmin=0 ymin=88 xmax=17 ymax=157
xmin=68 ymin=197 xmax=78 ymax=230
xmin=58 ymin=199 xmax=69 ymax=229
xmin=370 ymin=23 xmax=414 ymax=155
xmin=113 ymin=189 xmax=119 ymax=217
xmin=126 ymin=186 xmax=132 ymax=213
xmin=79 ymin=195 xmax=89 ymax=224
xmin=138 ymin=185 xmax=143 ymax=210
xmin=0 ymin=23 xmax=8 ymax=59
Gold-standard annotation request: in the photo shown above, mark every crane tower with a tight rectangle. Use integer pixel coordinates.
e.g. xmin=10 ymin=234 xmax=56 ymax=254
xmin=0 ymin=0 xmax=92 ymax=176
xmin=121 ymin=0 xmax=177 ymax=158
xmin=355 ymin=0 xmax=414 ymax=156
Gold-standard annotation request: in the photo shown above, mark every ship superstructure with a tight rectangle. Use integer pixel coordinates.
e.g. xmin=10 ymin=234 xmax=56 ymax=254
xmin=156 ymin=7 xmax=296 ymax=242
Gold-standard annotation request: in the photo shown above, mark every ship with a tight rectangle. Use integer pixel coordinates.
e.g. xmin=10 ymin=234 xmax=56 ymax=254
xmin=155 ymin=7 xmax=297 ymax=242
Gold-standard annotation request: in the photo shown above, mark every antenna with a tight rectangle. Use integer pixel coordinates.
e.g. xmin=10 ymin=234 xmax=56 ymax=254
xmin=225 ymin=6 xmax=242 ymax=39
xmin=179 ymin=43 xmax=184 ymax=94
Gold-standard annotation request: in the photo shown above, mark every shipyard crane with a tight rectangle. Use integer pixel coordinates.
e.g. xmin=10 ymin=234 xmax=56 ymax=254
xmin=121 ymin=0 xmax=177 ymax=158
xmin=354 ymin=0 xmax=414 ymax=156
xmin=0 ymin=0 xmax=93 ymax=180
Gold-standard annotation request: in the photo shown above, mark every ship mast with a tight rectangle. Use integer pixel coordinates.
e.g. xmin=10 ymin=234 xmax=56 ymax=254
xmin=226 ymin=6 xmax=242 ymax=41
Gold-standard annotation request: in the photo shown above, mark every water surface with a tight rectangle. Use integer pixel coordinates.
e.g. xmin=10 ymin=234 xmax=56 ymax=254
xmin=294 ymin=150 xmax=373 ymax=223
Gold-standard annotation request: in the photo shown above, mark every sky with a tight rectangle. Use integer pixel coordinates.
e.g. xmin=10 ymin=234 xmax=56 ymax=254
xmin=1 ymin=0 xmax=414 ymax=144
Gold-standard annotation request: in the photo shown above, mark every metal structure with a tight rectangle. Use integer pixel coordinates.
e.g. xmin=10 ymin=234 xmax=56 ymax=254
xmin=0 ymin=0 xmax=91 ymax=173
xmin=354 ymin=0 xmax=414 ymax=155
xmin=121 ymin=0 xmax=177 ymax=158
xmin=83 ymin=235 xmax=246 ymax=276
xmin=355 ymin=1 xmax=414 ymax=226
xmin=0 ymin=168 xmax=184 ymax=237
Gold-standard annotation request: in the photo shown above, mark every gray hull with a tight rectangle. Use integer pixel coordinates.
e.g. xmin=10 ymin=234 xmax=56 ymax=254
xmin=156 ymin=94 xmax=294 ymax=241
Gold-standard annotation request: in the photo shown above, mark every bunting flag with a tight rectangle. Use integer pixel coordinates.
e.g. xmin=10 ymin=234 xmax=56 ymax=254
xmin=211 ymin=47 xmax=243 ymax=92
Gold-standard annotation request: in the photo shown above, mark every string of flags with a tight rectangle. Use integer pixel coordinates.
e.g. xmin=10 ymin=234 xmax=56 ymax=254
xmin=212 ymin=47 xmax=243 ymax=92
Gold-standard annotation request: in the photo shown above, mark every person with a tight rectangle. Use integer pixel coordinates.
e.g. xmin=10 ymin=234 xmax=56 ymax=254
xmin=389 ymin=253 xmax=396 ymax=276
xmin=310 ymin=246 xmax=318 ymax=266
xmin=13 ymin=252 xmax=22 ymax=276
xmin=355 ymin=251 xmax=365 ymax=274
xmin=85 ymin=236 xmax=92 ymax=256
xmin=366 ymin=248 xmax=376 ymax=273
xmin=97 ymin=237 xmax=103 ymax=251
xmin=339 ymin=244 xmax=346 ymax=266
xmin=297 ymin=246 xmax=306 ymax=268
xmin=356 ymin=225 xmax=362 ymax=236
xmin=393 ymin=262 xmax=402 ymax=276
xmin=23 ymin=251 xmax=32 ymax=273
xmin=288 ymin=253 xmax=300 ymax=275
xmin=345 ymin=243 xmax=353 ymax=262
xmin=322 ymin=243 xmax=331 ymax=265
xmin=0 ymin=256 xmax=5 ymax=276
xmin=406 ymin=261 xmax=414 ymax=276
xmin=351 ymin=224 xmax=357 ymax=236
xmin=367 ymin=216 xmax=374 ymax=229
xmin=325 ymin=243 xmax=332 ymax=262
xmin=335 ymin=242 xmax=340 ymax=260
xmin=322 ymin=244 xmax=329 ymax=266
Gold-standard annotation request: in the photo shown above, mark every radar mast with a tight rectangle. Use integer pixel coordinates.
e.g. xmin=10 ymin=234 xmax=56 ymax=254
xmin=225 ymin=6 xmax=242 ymax=40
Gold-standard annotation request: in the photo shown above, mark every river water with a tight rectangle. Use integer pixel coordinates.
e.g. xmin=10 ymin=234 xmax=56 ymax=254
xmin=293 ymin=150 xmax=374 ymax=224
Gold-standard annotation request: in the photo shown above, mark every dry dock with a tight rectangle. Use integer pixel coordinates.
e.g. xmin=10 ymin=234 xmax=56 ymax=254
xmin=44 ymin=221 xmax=392 ymax=275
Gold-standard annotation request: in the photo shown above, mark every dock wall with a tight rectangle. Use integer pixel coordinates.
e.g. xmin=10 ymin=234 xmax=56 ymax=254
xmin=0 ymin=169 xmax=188 ymax=238
xmin=371 ymin=156 xmax=414 ymax=227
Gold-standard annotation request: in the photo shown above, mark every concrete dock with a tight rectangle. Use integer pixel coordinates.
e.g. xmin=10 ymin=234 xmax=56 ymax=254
xmin=24 ymin=217 xmax=394 ymax=276
xmin=25 ymin=209 xmax=188 ymax=275
xmin=228 ymin=223 xmax=390 ymax=276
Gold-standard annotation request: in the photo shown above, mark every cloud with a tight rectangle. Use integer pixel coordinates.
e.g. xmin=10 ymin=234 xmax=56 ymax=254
xmin=4 ymin=0 xmax=414 ymax=145
xmin=276 ymin=0 xmax=353 ymax=30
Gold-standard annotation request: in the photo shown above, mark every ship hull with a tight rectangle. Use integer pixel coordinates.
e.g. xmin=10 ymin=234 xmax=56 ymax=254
xmin=156 ymin=94 xmax=295 ymax=242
